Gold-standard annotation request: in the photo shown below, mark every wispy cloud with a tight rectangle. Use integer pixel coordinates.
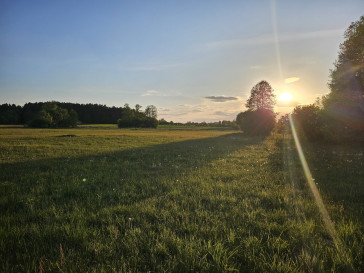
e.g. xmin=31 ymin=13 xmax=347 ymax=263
xmin=214 ymin=111 xmax=233 ymax=116
xmin=141 ymin=89 xmax=160 ymax=96
xmin=205 ymin=28 xmax=344 ymax=50
xmin=204 ymin=96 xmax=238 ymax=102
xmin=284 ymin=77 xmax=300 ymax=84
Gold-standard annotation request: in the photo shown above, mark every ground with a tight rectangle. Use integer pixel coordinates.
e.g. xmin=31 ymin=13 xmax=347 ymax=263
xmin=0 ymin=126 xmax=363 ymax=272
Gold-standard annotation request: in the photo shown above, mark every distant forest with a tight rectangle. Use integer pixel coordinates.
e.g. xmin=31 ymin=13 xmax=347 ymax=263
xmin=0 ymin=102 xmax=238 ymax=128
xmin=0 ymin=102 xmax=126 ymax=125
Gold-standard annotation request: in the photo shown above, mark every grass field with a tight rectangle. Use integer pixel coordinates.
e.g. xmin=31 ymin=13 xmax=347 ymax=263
xmin=0 ymin=127 xmax=363 ymax=272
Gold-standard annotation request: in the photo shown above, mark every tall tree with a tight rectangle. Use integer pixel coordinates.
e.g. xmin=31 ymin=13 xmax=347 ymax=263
xmin=328 ymin=15 xmax=364 ymax=96
xmin=322 ymin=16 xmax=364 ymax=141
xmin=246 ymin=80 xmax=276 ymax=111
xmin=236 ymin=80 xmax=276 ymax=136
xmin=145 ymin=105 xmax=158 ymax=118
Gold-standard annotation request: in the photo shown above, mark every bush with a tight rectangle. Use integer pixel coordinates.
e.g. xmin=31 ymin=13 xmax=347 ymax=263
xmin=292 ymin=105 xmax=322 ymax=141
xmin=236 ymin=109 xmax=276 ymax=136
xmin=29 ymin=110 xmax=53 ymax=128
xmin=319 ymin=99 xmax=364 ymax=142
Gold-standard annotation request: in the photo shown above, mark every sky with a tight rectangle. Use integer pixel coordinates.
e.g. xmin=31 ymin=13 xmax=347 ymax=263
xmin=1 ymin=0 xmax=363 ymax=122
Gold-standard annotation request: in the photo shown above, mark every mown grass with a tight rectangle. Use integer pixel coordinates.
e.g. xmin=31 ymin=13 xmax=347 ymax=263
xmin=0 ymin=127 xmax=363 ymax=272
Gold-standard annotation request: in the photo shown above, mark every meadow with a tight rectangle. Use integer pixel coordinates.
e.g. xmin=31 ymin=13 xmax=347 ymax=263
xmin=0 ymin=126 xmax=363 ymax=272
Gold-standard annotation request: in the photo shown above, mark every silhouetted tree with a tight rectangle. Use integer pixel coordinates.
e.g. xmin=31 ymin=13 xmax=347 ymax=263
xmin=236 ymin=109 xmax=276 ymax=136
xmin=323 ymin=15 xmax=364 ymax=141
xmin=328 ymin=15 xmax=364 ymax=96
xmin=237 ymin=80 xmax=276 ymax=136
xmin=292 ymin=105 xmax=322 ymax=141
xmin=246 ymin=80 xmax=276 ymax=111
xmin=145 ymin=105 xmax=158 ymax=118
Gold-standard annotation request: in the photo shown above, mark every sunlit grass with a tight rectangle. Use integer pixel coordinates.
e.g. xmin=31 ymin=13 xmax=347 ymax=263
xmin=0 ymin=127 xmax=362 ymax=272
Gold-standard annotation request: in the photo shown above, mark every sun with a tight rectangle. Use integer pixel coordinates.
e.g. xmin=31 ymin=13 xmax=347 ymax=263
xmin=278 ymin=92 xmax=293 ymax=101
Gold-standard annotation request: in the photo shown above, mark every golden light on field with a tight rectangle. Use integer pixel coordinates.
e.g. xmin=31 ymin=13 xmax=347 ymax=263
xmin=278 ymin=92 xmax=293 ymax=102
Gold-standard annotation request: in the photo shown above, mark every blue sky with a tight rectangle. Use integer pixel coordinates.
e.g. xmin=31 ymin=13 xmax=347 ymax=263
xmin=1 ymin=0 xmax=363 ymax=122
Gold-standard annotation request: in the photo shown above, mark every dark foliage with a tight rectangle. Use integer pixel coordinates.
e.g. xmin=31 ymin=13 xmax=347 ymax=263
xmin=28 ymin=102 xmax=78 ymax=128
xmin=246 ymin=80 xmax=276 ymax=111
xmin=292 ymin=105 xmax=322 ymax=141
xmin=328 ymin=15 xmax=364 ymax=95
xmin=323 ymin=15 xmax=364 ymax=142
xmin=117 ymin=105 xmax=158 ymax=128
xmin=237 ymin=80 xmax=276 ymax=136
xmin=236 ymin=109 xmax=276 ymax=136
xmin=0 ymin=104 xmax=22 ymax=124
xmin=1 ymin=102 xmax=126 ymax=125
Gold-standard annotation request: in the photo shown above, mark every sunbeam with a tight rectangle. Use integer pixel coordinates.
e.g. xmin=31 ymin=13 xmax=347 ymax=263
xmin=288 ymin=115 xmax=347 ymax=255
xmin=270 ymin=0 xmax=283 ymax=81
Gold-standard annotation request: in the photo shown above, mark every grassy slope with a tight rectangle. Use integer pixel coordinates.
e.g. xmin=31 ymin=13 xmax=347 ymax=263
xmin=0 ymin=127 xmax=363 ymax=272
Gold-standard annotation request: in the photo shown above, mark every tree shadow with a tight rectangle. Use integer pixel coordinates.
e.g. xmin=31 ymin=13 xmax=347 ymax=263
xmin=1 ymin=132 xmax=264 ymax=213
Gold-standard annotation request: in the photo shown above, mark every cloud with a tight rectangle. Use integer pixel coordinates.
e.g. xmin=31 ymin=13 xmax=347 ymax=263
xmin=141 ymin=90 xmax=160 ymax=96
xmin=284 ymin=77 xmax=300 ymax=84
xmin=204 ymin=96 xmax=238 ymax=102
xmin=276 ymin=100 xmax=299 ymax=107
xmin=214 ymin=111 xmax=232 ymax=116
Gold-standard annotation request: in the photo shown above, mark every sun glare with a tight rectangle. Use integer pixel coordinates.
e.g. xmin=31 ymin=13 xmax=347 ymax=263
xmin=278 ymin=92 xmax=293 ymax=101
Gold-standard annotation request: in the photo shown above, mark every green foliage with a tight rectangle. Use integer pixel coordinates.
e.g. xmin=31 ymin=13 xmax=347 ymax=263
xmin=0 ymin=127 xmax=362 ymax=272
xmin=0 ymin=104 xmax=22 ymax=124
xmin=236 ymin=109 xmax=276 ymax=136
xmin=292 ymin=105 xmax=323 ymax=141
xmin=29 ymin=110 xmax=53 ymax=128
xmin=118 ymin=106 xmax=158 ymax=128
xmin=28 ymin=102 xmax=78 ymax=128
xmin=246 ymin=80 xmax=276 ymax=111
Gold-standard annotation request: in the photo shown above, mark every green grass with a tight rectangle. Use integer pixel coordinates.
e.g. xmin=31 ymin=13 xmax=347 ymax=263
xmin=0 ymin=127 xmax=363 ymax=272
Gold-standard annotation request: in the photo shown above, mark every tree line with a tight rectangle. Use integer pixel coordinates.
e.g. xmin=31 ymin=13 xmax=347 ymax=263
xmin=290 ymin=15 xmax=364 ymax=142
xmin=0 ymin=101 xmax=159 ymax=128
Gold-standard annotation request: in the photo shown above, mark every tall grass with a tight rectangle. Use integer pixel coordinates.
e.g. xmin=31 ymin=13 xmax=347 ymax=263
xmin=0 ymin=127 xmax=362 ymax=272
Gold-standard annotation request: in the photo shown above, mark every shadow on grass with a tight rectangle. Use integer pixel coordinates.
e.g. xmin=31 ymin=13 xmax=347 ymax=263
xmin=273 ymin=134 xmax=364 ymax=224
xmin=1 ymin=132 xmax=264 ymax=213
xmin=298 ymin=140 xmax=364 ymax=224
xmin=0 ymin=132 xmax=268 ymax=271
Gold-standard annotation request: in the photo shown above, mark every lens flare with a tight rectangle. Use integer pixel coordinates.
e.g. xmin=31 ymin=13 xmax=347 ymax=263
xmin=289 ymin=115 xmax=345 ymax=253
xmin=278 ymin=92 xmax=293 ymax=101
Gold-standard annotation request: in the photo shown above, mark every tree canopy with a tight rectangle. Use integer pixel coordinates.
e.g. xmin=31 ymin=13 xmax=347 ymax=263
xmin=28 ymin=102 xmax=78 ymax=128
xmin=328 ymin=15 xmax=364 ymax=95
xmin=237 ymin=80 xmax=276 ymax=136
xmin=246 ymin=80 xmax=276 ymax=111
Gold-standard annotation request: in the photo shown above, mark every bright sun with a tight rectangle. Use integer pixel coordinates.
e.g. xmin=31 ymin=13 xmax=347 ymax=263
xmin=278 ymin=92 xmax=293 ymax=101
